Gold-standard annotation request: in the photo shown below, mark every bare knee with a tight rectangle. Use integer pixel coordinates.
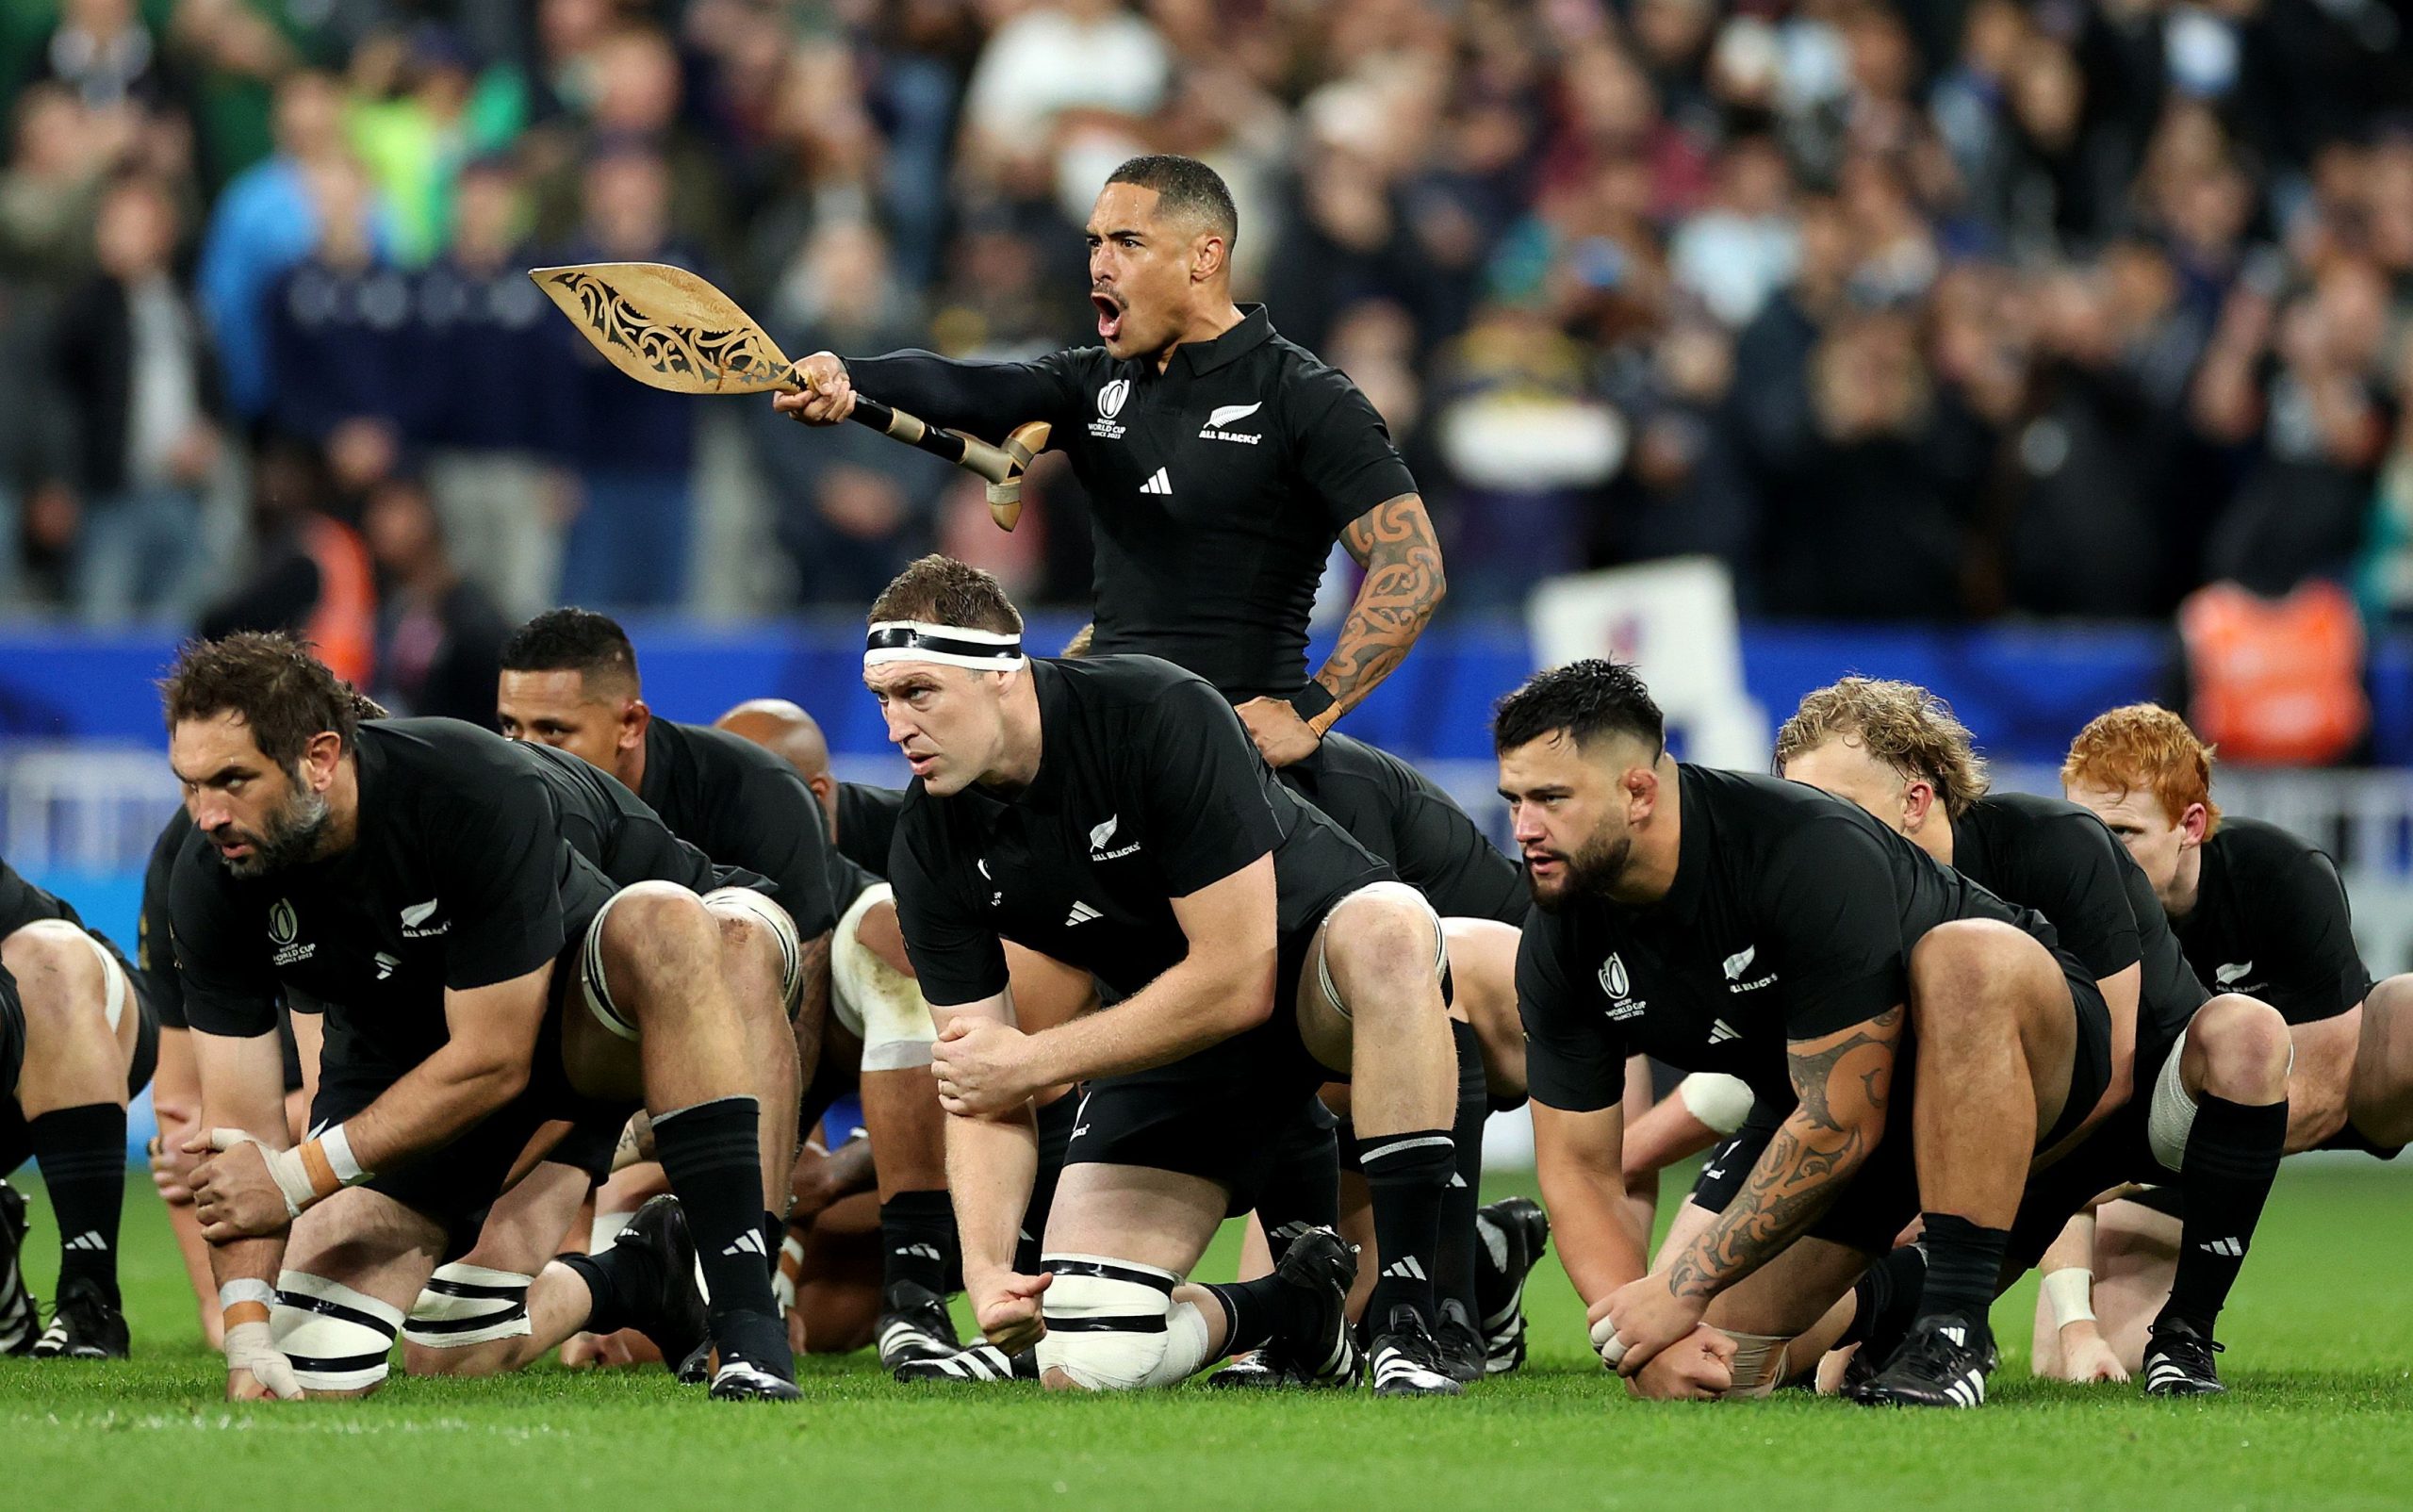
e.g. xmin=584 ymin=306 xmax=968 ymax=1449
xmin=1324 ymin=889 xmax=1443 ymax=1016
xmin=1907 ymin=919 xmax=2042 ymax=1030
xmin=601 ymin=884 xmax=720 ymax=998
xmin=2188 ymin=994 xmax=2292 ymax=1103
xmin=4 ymin=921 xmax=110 ymax=1028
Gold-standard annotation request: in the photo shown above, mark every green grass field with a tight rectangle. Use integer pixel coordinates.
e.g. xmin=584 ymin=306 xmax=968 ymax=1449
xmin=5 ymin=1166 xmax=2410 ymax=1511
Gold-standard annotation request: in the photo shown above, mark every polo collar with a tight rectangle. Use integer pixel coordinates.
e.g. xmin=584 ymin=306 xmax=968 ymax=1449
xmin=1174 ymin=304 xmax=1275 ymax=376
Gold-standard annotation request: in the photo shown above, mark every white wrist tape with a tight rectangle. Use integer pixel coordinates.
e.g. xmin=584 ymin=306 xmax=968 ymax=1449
xmin=264 ymin=1125 xmax=371 ymax=1218
xmin=224 ymin=1319 xmax=280 ymax=1372
xmin=219 ymin=1278 xmax=277 ymax=1314
xmin=2044 ymin=1267 xmax=2096 ymax=1330
xmin=1714 ymin=1328 xmax=1792 ymax=1399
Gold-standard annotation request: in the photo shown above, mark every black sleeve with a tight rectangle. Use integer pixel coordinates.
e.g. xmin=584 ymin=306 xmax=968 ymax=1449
xmin=167 ymin=852 xmax=280 ymax=1038
xmin=1137 ymin=677 xmax=1286 ymax=896
xmin=139 ymin=824 xmax=188 ymax=1030
xmin=843 ymin=348 xmax=1083 ymax=441
xmin=888 ymin=813 xmax=1009 ymax=1007
xmin=1517 ymin=911 xmax=1627 ymax=1112
xmin=2027 ymin=815 xmax=2143 ymax=983
xmin=425 ymin=774 xmax=570 ymax=992
xmin=1762 ymin=819 xmax=1911 ymax=1041
xmin=2257 ymin=847 xmax=2371 ymax=1024
xmin=734 ymin=765 xmax=839 ymax=938
xmin=835 ymin=783 xmax=906 ymax=878
xmin=1289 ymin=374 xmax=1420 ymax=533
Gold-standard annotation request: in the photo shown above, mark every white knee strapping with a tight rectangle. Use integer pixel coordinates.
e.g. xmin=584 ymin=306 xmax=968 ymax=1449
xmin=272 ymin=1271 xmax=402 ymax=1390
xmin=833 ymin=885 xmax=938 ymax=1071
xmin=2148 ymin=1030 xmax=2197 ymax=1173
xmin=72 ymin=929 xmax=128 ymax=1034
xmin=403 ymin=1263 xmax=534 ymax=1349
xmin=1678 ymin=1073 xmax=1756 ymax=1137
xmin=705 ymin=885 xmax=804 ymax=1016
xmin=1031 ymin=1256 xmax=1210 ymax=1390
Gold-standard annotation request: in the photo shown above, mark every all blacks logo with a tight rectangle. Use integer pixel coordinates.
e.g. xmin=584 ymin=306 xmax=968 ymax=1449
xmin=1597 ymin=953 xmax=1643 ymax=1020
xmin=1088 ymin=378 xmax=1130 ymax=440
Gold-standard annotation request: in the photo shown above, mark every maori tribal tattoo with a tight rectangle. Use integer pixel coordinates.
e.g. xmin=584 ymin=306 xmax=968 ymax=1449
xmin=1666 ymin=1006 xmax=1903 ymax=1302
xmin=1311 ymin=494 xmax=1445 ymax=725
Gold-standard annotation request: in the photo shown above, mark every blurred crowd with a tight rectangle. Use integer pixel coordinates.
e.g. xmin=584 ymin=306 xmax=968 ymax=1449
xmin=7 ymin=0 xmax=2413 ymax=697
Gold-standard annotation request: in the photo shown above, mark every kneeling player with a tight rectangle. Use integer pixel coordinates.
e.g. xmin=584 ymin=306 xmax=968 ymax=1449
xmin=870 ymin=557 xmax=1465 ymax=1395
xmin=0 ymin=860 xmax=160 ymax=1357
xmin=1499 ymin=660 xmax=2113 ymax=1407
xmin=2037 ymin=704 xmax=2404 ymax=1378
xmin=1778 ymin=680 xmax=2290 ymax=1394
xmin=167 ymin=634 xmax=803 ymax=1401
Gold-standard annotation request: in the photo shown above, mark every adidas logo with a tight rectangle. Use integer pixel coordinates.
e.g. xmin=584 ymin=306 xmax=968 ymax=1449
xmin=722 ymin=1231 xmax=767 ymax=1258
xmin=1940 ymin=1323 xmax=1967 ymax=1347
xmin=1381 ymin=1256 xmax=1428 ymax=1282
xmin=1447 ymin=1173 xmax=1469 ymax=1189
xmin=1139 ymin=468 xmax=1172 ymax=495
xmin=1708 ymin=1018 xmax=1741 ymax=1045
xmin=1944 ymin=1369 xmax=1985 ymax=1407
xmin=894 ymin=1243 xmax=944 ymax=1261
xmin=2199 ymin=1236 xmax=2244 ymax=1257
xmin=1065 ymin=901 xmax=1103 ymax=927
xmin=61 ymin=1231 xmax=108 ymax=1253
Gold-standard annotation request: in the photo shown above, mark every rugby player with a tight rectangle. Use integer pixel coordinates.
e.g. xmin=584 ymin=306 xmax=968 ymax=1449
xmin=0 ymin=857 xmax=160 ymax=1358
xmin=713 ymin=696 xmax=1096 ymax=1378
xmin=166 ymin=633 xmax=804 ymax=1401
xmin=777 ymin=155 xmax=1445 ymax=773
xmin=2039 ymin=703 xmax=2413 ymax=1376
xmin=1499 ymin=660 xmax=2113 ymax=1407
xmin=866 ymin=556 xmax=1464 ymax=1395
xmin=137 ymin=807 xmax=320 ymax=1348
xmin=370 ymin=608 xmax=836 ymax=1384
xmin=1777 ymin=679 xmax=2291 ymax=1394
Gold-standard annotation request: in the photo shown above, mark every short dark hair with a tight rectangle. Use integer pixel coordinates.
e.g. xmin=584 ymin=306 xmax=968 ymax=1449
xmin=869 ymin=555 xmax=1024 ymax=636
xmin=161 ymin=633 xmax=364 ymax=768
xmin=1492 ymin=659 xmax=1666 ymax=759
xmin=500 ymin=608 xmax=641 ymax=694
xmin=1106 ymin=155 xmax=1238 ymax=245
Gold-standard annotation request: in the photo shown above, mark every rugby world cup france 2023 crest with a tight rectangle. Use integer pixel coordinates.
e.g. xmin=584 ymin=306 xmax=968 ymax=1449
xmin=1090 ymin=378 xmax=1130 ymax=440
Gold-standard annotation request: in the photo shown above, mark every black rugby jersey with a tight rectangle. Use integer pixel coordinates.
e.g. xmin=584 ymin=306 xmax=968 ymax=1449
xmin=139 ymin=810 xmax=192 ymax=1028
xmin=1953 ymin=793 xmax=2204 ymax=1052
xmin=890 ymin=656 xmax=1390 ymax=1007
xmin=635 ymin=718 xmax=839 ymax=939
xmin=1279 ymin=733 xmax=1525 ymax=926
xmin=834 ymin=781 xmax=906 ymax=879
xmin=2172 ymin=817 xmax=2372 ymax=1025
xmin=172 ymin=718 xmax=724 ymax=1068
xmin=848 ymin=305 xmax=1419 ymax=701
xmin=1518 ymin=765 xmax=2061 ymax=1112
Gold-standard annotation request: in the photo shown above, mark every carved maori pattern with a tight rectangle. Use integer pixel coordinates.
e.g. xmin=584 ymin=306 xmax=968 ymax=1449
xmin=547 ymin=269 xmax=780 ymax=388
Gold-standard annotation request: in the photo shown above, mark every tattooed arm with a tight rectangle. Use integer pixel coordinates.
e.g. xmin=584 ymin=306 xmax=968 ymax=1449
xmin=1599 ymin=1007 xmax=1902 ymax=1377
xmin=1235 ymin=493 xmax=1446 ymax=765
xmin=1666 ymin=1007 xmax=1902 ymax=1301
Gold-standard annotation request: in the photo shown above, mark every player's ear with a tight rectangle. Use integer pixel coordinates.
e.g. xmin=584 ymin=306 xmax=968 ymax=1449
xmin=1191 ymin=231 xmax=1225 ymax=285
xmin=1902 ymin=780 xmax=1936 ymax=830
xmin=302 ymin=729 xmax=344 ymax=791
xmin=2178 ymin=801 xmax=2210 ymax=846
xmin=621 ymin=698 xmax=650 ymax=751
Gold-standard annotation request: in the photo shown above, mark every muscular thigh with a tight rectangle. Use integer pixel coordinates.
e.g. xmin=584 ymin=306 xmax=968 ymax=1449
xmin=283 ymin=1185 xmax=450 ymax=1316
xmin=1041 ymin=1162 xmax=1230 ymax=1277
xmin=2289 ymin=1010 xmax=2359 ymax=1142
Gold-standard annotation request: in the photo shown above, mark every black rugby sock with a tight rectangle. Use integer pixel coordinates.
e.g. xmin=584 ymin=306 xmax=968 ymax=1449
xmin=1202 ymin=1273 xmax=1315 ymax=1356
xmin=1357 ymin=1128 xmax=1453 ymax=1325
xmin=2160 ymin=1093 xmax=2287 ymax=1336
xmin=1437 ymin=1021 xmax=1487 ymax=1323
xmin=653 ymin=1095 xmax=789 ymax=1368
xmin=879 ymin=1189 xmax=957 ymax=1302
xmin=1914 ymin=1213 xmax=2009 ymax=1335
xmin=29 ymin=1104 xmax=126 ymax=1307
xmin=1838 ymin=1243 xmax=1928 ymax=1356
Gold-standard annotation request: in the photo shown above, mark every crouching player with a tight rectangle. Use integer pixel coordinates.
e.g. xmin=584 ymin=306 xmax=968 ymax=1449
xmin=167 ymin=633 xmax=805 ymax=1401
xmin=870 ymin=557 xmax=1467 ymax=1395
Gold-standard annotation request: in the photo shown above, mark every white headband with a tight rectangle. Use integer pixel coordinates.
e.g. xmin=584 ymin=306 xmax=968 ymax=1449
xmin=864 ymin=620 xmax=1028 ymax=672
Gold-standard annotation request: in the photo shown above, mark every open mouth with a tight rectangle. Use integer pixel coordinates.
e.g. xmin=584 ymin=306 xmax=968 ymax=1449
xmin=1092 ymin=291 xmax=1124 ymax=342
